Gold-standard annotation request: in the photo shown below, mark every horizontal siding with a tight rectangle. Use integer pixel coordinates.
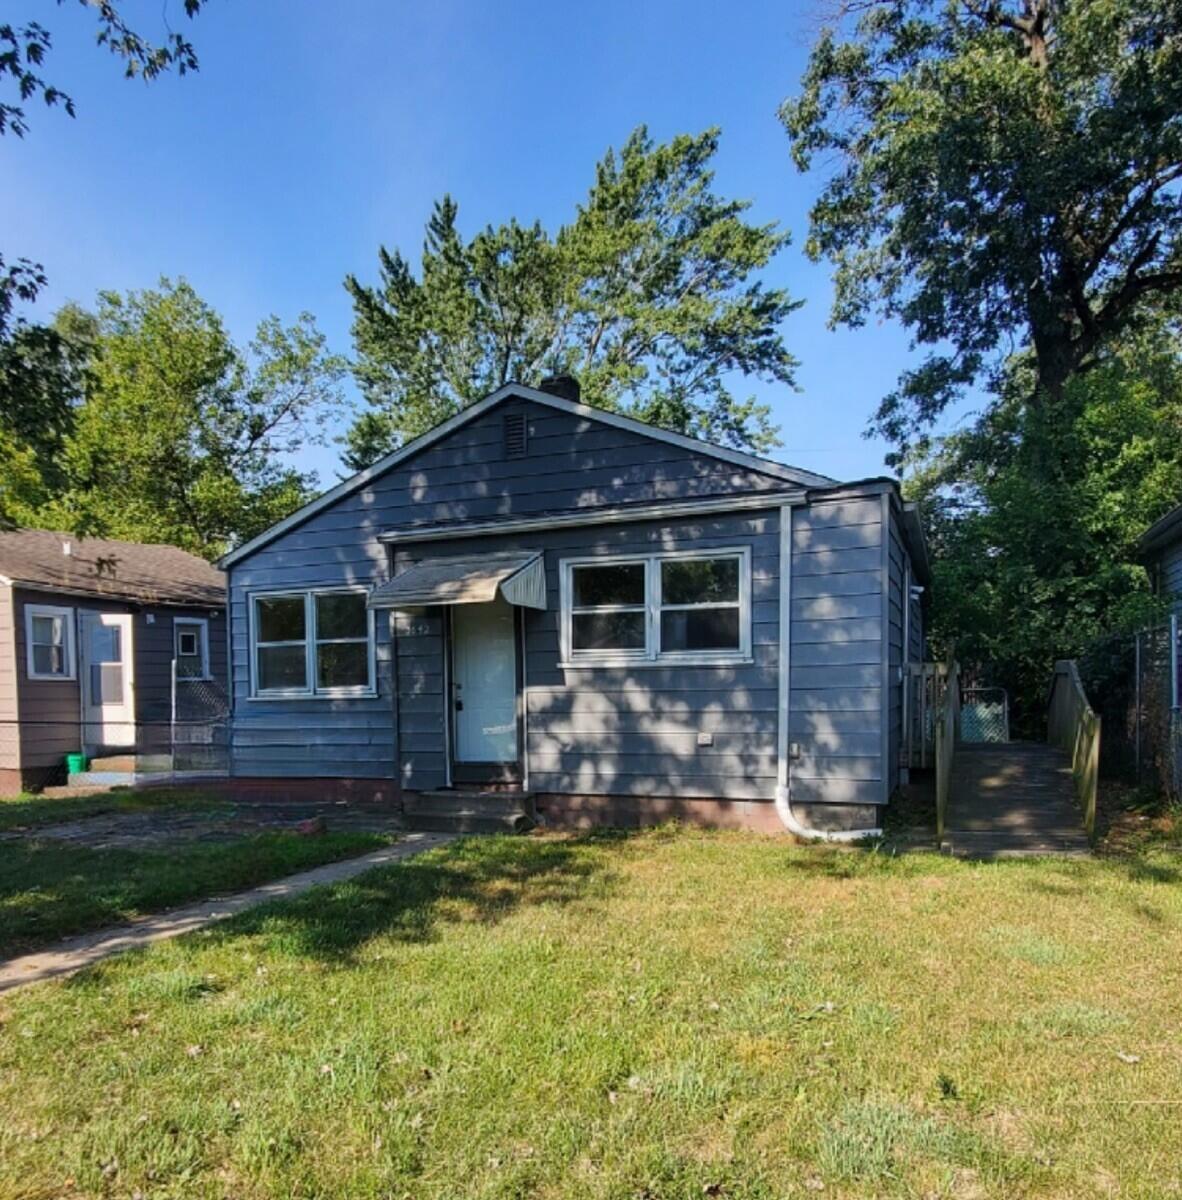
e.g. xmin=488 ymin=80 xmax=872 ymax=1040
xmin=789 ymin=495 xmax=887 ymax=807
xmin=0 ymin=585 xmax=17 ymax=771
xmin=395 ymin=511 xmax=782 ymax=799
xmin=887 ymin=509 xmax=904 ymax=792
xmin=226 ymin=392 xmax=794 ymax=785
xmin=11 ymin=587 xmax=228 ymax=770
xmin=1160 ymin=541 xmax=1182 ymax=604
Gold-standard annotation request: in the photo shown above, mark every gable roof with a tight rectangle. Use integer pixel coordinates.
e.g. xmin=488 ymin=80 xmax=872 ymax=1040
xmin=0 ymin=530 xmax=225 ymax=607
xmin=220 ymin=382 xmax=838 ymax=568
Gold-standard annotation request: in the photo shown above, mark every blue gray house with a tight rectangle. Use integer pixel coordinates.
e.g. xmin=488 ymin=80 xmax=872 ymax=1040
xmin=1139 ymin=503 xmax=1182 ymax=605
xmin=219 ymin=380 xmax=928 ymax=836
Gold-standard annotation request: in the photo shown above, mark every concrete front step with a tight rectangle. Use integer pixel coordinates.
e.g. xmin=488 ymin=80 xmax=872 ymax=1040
xmin=402 ymin=790 xmax=535 ymax=835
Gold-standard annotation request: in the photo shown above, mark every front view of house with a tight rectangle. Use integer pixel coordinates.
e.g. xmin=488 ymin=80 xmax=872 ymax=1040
xmin=221 ymin=381 xmax=928 ymax=834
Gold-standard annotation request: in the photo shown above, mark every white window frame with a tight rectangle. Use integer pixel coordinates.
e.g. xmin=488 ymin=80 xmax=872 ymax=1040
xmin=25 ymin=603 xmax=76 ymax=681
xmin=248 ymin=587 xmax=376 ymax=699
xmin=174 ymin=616 xmax=211 ymax=682
xmin=559 ymin=547 xmax=752 ymax=668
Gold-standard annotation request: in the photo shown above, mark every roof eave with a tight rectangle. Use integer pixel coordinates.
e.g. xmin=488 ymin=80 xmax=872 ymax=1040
xmin=1138 ymin=502 xmax=1182 ymax=559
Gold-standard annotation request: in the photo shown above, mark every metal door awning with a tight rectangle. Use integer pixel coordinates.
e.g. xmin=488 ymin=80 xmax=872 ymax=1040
xmin=367 ymin=550 xmax=546 ymax=611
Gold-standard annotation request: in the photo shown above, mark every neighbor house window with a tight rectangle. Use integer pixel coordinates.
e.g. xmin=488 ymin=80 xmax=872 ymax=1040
xmin=560 ymin=550 xmax=750 ymax=665
xmin=25 ymin=604 xmax=75 ymax=680
xmin=174 ymin=617 xmax=210 ymax=680
xmin=250 ymin=589 xmax=374 ymax=697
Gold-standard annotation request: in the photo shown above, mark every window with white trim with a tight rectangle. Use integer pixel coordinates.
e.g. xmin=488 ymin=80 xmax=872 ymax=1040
xmin=174 ymin=617 xmax=210 ymax=680
xmin=561 ymin=549 xmax=751 ymax=665
xmin=25 ymin=604 xmax=75 ymax=680
xmin=251 ymin=589 xmax=374 ymax=696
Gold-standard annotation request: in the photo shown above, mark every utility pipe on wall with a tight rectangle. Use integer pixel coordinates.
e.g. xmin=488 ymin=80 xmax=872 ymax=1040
xmin=775 ymin=502 xmax=883 ymax=843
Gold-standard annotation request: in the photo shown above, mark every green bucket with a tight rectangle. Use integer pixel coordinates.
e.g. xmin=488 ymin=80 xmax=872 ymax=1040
xmin=65 ymin=752 xmax=88 ymax=776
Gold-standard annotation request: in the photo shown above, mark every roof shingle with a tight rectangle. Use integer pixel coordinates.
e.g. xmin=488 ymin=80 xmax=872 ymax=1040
xmin=0 ymin=530 xmax=224 ymax=607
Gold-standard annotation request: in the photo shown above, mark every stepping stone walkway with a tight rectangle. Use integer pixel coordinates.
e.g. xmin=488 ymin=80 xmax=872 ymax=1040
xmin=0 ymin=833 xmax=455 ymax=994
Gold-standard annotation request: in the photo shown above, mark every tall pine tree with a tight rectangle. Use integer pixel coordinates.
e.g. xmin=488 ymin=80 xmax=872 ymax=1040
xmin=343 ymin=127 xmax=800 ymax=468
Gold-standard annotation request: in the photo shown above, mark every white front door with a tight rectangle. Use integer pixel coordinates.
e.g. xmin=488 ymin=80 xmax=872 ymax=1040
xmin=80 ymin=612 xmax=135 ymax=749
xmin=452 ymin=601 xmax=518 ymax=764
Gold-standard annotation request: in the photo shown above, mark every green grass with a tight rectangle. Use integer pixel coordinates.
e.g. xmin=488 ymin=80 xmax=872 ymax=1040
xmin=0 ymin=786 xmax=228 ymax=833
xmin=0 ymin=830 xmax=393 ymax=956
xmin=2 ymin=829 xmax=1182 ymax=1198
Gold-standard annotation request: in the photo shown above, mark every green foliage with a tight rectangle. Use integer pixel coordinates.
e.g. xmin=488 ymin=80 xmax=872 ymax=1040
xmin=1 ymin=281 xmax=344 ymax=558
xmin=344 ymin=127 xmax=799 ymax=468
xmin=909 ymin=325 xmax=1182 ymax=730
xmin=0 ymin=307 xmax=95 ymax=527
xmin=783 ymin=0 xmax=1182 ymax=461
xmin=26 ymin=280 xmax=346 ymax=559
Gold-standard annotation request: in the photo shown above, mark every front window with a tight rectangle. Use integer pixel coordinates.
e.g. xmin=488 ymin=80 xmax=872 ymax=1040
xmin=251 ymin=589 xmax=374 ymax=696
xmin=26 ymin=604 xmax=75 ymax=680
xmin=314 ymin=592 xmax=370 ymax=689
xmin=561 ymin=550 xmax=750 ymax=664
xmin=659 ymin=557 xmax=742 ymax=653
xmin=569 ymin=561 xmax=647 ymax=656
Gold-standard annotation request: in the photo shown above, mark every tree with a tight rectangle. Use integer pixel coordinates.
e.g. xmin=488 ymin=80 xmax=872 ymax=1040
xmin=344 ymin=127 xmax=800 ymax=468
xmin=40 ymin=280 xmax=345 ymax=559
xmin=0 ymin=305 xmax=95 ymax=526
xmin=909 ymin=322 xmax=1182 ymax=730
xmin=783 ymin=0 xmax=1182 ymax=461
xmin=1 ymin=2 xmax=205 ymax=333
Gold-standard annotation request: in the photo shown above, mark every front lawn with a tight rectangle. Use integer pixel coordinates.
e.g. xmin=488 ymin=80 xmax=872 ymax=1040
xmin=0 ymin=830 xmax=394 ymax=957
xmin=1 ymin=830 xmax=1180 ymax=1198
xmin=0 ymin=786 xmax=228 ymax=833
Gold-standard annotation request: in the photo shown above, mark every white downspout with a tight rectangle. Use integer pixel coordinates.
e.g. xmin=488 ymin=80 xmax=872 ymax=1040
xmin=775 ymin=501 xmax=883 ymax=843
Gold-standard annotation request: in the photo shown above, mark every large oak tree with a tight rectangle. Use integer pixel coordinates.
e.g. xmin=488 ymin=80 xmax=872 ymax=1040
xmin=783 ymin=0 xmax=1182 ymax=460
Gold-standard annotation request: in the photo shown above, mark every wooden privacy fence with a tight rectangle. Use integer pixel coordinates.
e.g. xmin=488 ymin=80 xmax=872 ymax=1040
xmin=933 ymin=658 xmax=960 ymax=843
xmin=1048 ymin=660 xmax=1100 ymax=838
xmin=903 ymin=662 xmax=951 ymax=769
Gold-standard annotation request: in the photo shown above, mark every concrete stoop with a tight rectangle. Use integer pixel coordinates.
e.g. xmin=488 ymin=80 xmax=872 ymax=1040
xmin=402 ymin=790 xmax=535 ymax=834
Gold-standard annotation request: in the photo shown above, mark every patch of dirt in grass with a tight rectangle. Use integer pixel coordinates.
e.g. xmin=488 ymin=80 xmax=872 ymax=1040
xmin=1096 ymin=781 xmax=1182 ymax=855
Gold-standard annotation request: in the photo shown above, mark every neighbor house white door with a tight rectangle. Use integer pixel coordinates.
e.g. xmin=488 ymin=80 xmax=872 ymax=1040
xmin=452 ymin=601 xmax=518 ymax=764
xmin=80 ymin=612 xmax=135 ymax=749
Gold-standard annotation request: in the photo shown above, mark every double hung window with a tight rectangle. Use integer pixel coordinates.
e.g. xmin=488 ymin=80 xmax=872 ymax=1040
xmin=251 ymin=589 xmax=374 ymax=696
xmin=561 ymin=549 xmax=750 ymax=665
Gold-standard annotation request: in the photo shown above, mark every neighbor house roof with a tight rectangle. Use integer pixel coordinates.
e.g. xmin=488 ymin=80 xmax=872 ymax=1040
xmin=1138 ymin=503 xmax=1182 ymax=559
xmin=219 ymin=383 xmax=838 ymax=569
xmin=0 ymin=530 xmax=225 ymax=607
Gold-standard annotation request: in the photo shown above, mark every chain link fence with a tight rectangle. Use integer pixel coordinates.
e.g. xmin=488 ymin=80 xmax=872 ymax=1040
xmin=1078 ymin=617 xmax=1182 ymax=800
xmin=170 ymin=665 xmax=230 ymax=774
xmin=1 ymin=661 xmax=230 ymax=787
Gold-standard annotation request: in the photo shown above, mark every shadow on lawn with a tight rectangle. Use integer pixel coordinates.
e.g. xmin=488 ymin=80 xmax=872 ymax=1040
xmin=194 ymin=832 xmax=620 ymax=964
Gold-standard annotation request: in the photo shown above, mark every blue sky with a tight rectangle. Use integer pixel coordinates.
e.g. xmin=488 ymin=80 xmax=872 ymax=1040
xmin=2 ymin=0 xmax=977 ymax=487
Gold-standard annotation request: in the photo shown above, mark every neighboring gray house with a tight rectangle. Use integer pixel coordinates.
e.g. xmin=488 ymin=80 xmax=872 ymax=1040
xmin=0 ymin=531 xmax=226 ymax=794
xmin=1139 ymin=503 xmax=1182 ymax=605
xmin=220 ymin=380 xmax=929 ymax=835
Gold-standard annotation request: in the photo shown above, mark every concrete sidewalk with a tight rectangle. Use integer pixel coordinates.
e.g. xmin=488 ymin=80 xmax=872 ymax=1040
xmin=0 ymin=832 xmax=456 ymax=994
